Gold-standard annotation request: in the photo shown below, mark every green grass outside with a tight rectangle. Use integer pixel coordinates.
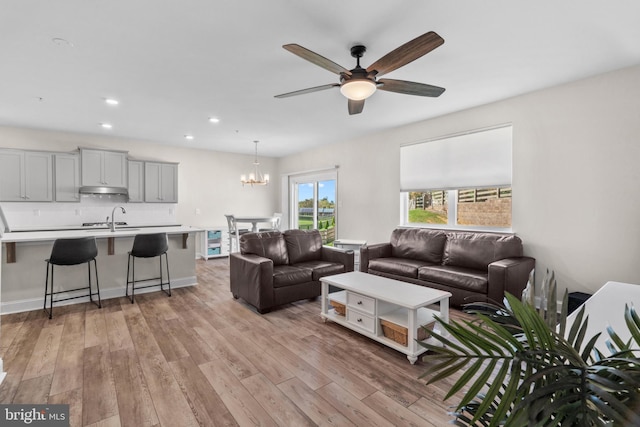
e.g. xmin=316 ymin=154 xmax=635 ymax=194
xmin=298 ymin=216 xmax=334 ymax=229
xmin=297 ymin=216 xmax=335 ymax=245
xmin=298 ymin=218 xmax=313 ymax=229
xmin=409 ymin=209 xmax=447 ymax=224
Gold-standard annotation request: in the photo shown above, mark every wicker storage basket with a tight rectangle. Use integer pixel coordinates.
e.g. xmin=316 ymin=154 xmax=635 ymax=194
xmin=380 ymin=319 xmax=434 ymax=346
xmin=330 ymin=300 xmax=346 ymax=316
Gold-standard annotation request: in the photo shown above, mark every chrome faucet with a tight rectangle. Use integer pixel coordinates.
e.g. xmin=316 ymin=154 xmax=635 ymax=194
xmin=110 ymin=206 xmax=126 ymax=232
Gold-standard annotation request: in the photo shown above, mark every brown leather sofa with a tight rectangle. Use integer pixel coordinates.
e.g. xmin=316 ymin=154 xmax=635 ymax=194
xmin=360 ymin=228 xmax=535 ymax=308
xmin=230 ymin=229 xmax=354 ymax=313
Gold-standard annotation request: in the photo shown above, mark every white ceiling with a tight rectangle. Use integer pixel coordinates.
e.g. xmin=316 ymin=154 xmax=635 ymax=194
xmin=1 ymin=0 xmax=639 ymax=158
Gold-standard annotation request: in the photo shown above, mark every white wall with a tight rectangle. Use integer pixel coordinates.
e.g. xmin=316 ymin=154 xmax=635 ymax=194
xmin=0 ymin=127 xmax=280 ymax=228
xmin=278 ymin=64 xmax=640 ymax=296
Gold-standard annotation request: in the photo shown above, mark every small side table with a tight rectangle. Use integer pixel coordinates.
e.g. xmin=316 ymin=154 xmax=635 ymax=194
xmin=334 ymin=239 xmax=367 ymax=271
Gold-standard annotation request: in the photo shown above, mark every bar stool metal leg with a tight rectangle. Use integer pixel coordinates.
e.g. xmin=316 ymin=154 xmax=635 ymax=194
xmin=165 ymin=253 xmax=171 ymax=297
xmin=44 ymin=262 xmax=50 ymax=312
xmin=132 ymin=257 xmax=135 ymax=303
xmin=93 ymin=259 xmax=102 ymax=308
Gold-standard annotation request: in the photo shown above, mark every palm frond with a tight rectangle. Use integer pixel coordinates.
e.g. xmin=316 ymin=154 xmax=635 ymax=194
xmin=421 ymin=286 xmax=640 ymax=426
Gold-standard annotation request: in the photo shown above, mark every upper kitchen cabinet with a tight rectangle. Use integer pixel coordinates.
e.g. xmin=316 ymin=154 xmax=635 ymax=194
xmin=128 ymin=160 xmax=144 ymax=203
xmin=80 ymin=148 xmax=127 ymax=187
xmin=54 ymin=153 xmax=81 ymax=202
xmin=145 ymin=162 xmax=178 ymax=203
xmin=0 ymin=149 xmax=53 ymax=201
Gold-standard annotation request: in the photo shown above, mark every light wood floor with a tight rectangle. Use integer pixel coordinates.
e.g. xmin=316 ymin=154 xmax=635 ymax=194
xmin=0 ymin=259 xmax=471 ymax=426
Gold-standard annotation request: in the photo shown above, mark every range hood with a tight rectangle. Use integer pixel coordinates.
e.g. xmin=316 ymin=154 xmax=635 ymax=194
xmin=79 ymin=186 xmax=129 ymax=196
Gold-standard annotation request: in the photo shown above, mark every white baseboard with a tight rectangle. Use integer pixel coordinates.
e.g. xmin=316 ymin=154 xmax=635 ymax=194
xmin=0 ymin=358 xmax=6 ymax=386
xmin=0 ymin=276 xmax=197 ymax=315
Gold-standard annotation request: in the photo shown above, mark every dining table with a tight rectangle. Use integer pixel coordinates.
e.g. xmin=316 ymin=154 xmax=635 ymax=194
xmin=233 ymin=216 xmax=278 ymax=232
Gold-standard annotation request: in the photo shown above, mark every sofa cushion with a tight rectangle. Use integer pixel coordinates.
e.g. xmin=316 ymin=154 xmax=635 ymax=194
xmin=240 ymin=231 xmax=289 ymax=266
xmin=390 ymin=228 xmax=447 ymax=264
xmin=294 ymin=260 xmax=345 ymax=281
xmin=419 ymin=265 xmax=488 ymax=293
xmin=272 ymin=265 xmax=313 ymax=288
xmin=284 ymin=229 xmax=323 ymax=264
xmin=444 ymin=232 xmax=523 ymax=271
xmin=368 ymin=257 xmax=434 ymax=279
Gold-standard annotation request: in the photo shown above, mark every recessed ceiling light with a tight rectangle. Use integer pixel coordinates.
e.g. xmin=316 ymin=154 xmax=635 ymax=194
xmin=184 ymin=134 xmax=194 ymax=140
xmin=104 ymin=98 xmax=119 ymax=106
xmin=52 ymin=37 xmax=74 ymax=47
xmin=100 ymin=123 xmax=113 ymax=129
xmin=208 ymin=117 xmax=220 ymax=123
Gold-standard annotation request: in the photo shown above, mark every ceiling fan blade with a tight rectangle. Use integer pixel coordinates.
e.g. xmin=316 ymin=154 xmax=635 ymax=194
xmin=377 ymin=79 xmax=445 ymax=97
xmin=367 ymin=31 xmax=444 ymax=77
xmin=348 ymin=99 xmax=364 ymax=115
xmin=274 ymin=83 xmax=340 ymax=98
xmin=283 ymin=44 xmax=352 ymax=76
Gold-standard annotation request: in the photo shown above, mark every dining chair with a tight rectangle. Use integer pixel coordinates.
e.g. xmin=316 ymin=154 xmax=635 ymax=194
xmin=225 ymin=214 xmax=249 ymax=253
xmin=259 ymin=212 xmax=283 ymax=232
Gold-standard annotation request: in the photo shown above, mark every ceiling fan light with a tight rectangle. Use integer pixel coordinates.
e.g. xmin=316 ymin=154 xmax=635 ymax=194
xmin=340 ymin=80 xmax=376 ymax=101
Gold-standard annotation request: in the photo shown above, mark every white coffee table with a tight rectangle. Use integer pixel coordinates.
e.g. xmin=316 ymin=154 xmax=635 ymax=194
xmin=320 ymin=271 xmax=451 ymax=364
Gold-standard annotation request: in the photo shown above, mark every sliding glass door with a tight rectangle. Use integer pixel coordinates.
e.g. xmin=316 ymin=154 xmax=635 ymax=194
xmin=290 ymin=171 xmax=337 ymax=245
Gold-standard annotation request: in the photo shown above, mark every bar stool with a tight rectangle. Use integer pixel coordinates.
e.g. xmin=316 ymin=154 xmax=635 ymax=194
xmin=44 ymin=237 xmax=101 ymax=319
xmin=126 ymin=233 xmax=171 ymax=303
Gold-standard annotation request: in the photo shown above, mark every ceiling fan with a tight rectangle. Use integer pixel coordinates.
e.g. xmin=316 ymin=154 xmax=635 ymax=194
xmin=275 ymin=31 xmax=445 ymax=115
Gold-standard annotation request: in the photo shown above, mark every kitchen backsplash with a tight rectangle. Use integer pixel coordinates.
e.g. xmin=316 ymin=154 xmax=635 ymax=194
xmin=1 ymin=195 xmax=177 ymax=231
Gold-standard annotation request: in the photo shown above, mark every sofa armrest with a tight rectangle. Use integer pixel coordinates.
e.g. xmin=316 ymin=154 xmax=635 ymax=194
xmin=359 ymin=242 xmax=392 ymax=272
xmin=230 ymin=253 xmax=275 ymax=309
xmin=321 ymin=246 xmax=355 ymax=272
xmin=487 ymin=257 xmax=536 ymax=304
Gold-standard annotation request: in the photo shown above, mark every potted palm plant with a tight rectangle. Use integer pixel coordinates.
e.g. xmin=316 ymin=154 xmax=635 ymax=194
xmin=420 ymin=271 xmax=640 ymax=426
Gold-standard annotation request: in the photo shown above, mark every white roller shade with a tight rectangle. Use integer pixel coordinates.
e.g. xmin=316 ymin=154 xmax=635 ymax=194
xmin=400 ymin=125 xmax=512 ymax=191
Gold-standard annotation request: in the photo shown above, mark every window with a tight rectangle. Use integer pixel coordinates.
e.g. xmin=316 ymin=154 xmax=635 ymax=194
xmin=406 ymin=187 xmax=512 ymax=228
xmin=289 ymin=170 xmax=337 ymax=245
xmin=400 ymin=126 xmax=512 ymax=231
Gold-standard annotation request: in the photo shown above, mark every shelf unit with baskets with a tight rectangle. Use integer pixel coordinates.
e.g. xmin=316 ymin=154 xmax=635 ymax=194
xmin=198 ymin=227 xmax=229 ymax=259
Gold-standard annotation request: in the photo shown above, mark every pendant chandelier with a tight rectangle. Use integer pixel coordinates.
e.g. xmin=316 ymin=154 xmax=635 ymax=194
xmin=240 ymin=140 xmax=269 ymax=186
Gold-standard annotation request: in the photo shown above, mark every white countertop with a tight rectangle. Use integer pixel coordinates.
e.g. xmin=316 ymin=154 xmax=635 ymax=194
xmin=1 ymin=225 xmax=202 ymax=243
xmin=7 ymin=223 xmax=183 ymax=232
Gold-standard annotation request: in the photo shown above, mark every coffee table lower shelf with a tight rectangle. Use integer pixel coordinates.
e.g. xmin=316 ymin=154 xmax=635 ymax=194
xmin=322 ymin=306 xmax=441 ymax=363
xmin=320 ymin=278 xmax=450 ymax=365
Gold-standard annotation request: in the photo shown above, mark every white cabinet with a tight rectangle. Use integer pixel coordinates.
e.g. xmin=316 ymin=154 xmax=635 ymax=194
xmin=144 ymin=162 xmax=178 ymax=203
xmin=0 ymin=149 xmax=53 ymax=201
xmin=198 ymin=227 xmax=229 ymax=259
xmin=127 ymin=160 xmax=144 ymax=202
xmin=80 ymin=148 xmax=127 ymax=187
xmin=54 ymin=153 xmax=80 ymax=202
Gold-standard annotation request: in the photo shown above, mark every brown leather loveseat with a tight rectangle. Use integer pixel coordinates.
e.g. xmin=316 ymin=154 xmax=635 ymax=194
xmin=360 ymin=228 xmax=535 ymax=308
xmin=230 ymin=229 xmax=354 ymax=313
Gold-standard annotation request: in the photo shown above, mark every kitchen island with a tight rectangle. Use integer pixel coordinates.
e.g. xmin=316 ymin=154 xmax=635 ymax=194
xmin=0 ymin=225 xmax=201 ymax=314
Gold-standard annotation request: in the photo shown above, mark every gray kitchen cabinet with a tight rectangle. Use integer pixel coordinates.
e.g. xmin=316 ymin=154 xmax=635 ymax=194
xmin=127 ymin=160 xmax=144 ymax=202
xmin=144 ymin=162 xmax=178 ymax=203
xmin=80 ymin=148 xmax=127 ymax=187
xmin=54 ymin=153 xmax=81 ymax=202
xmin=0 ymin=149 xmax=53 ymax=201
